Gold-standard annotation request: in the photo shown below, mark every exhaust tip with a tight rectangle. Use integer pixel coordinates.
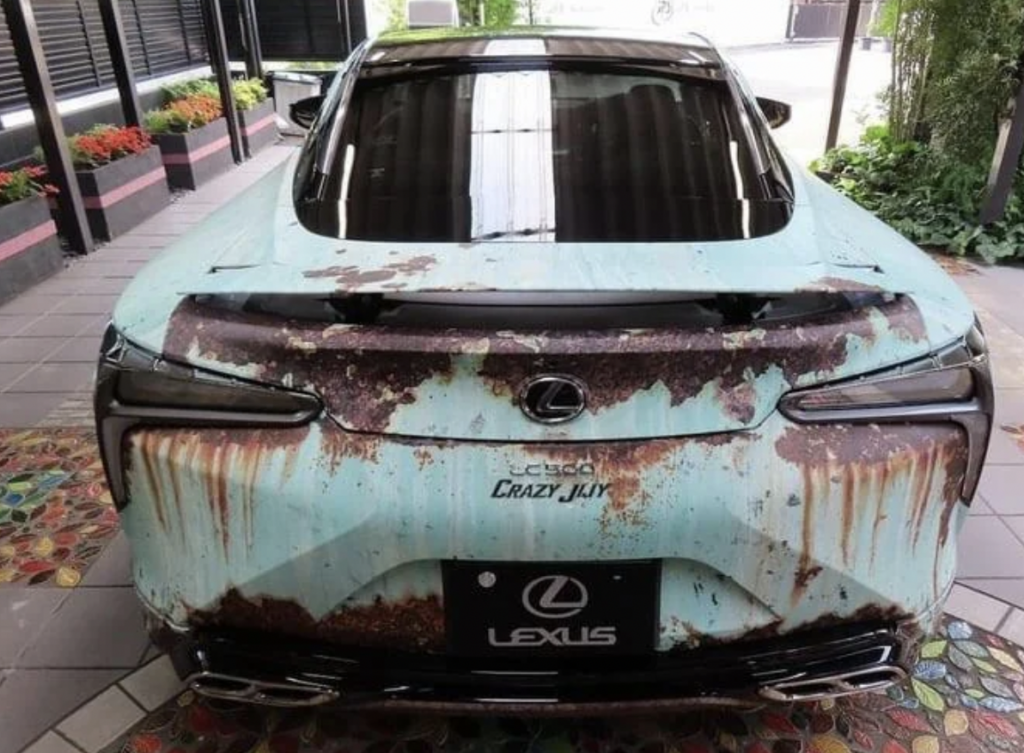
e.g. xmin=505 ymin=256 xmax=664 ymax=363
xmin=189 ymin=672 xmax=339 ymax=707
xmin=759 ymin=666 xmax=907 ymax=703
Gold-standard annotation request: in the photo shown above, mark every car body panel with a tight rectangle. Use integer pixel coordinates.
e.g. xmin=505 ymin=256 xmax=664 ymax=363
xmin=110 ymin=154 xmax=973 ymax=361
xmin=122 ymin=414 xmax=966 ymax=653
xmin=102 ymin=28 xmax=987 ymax=705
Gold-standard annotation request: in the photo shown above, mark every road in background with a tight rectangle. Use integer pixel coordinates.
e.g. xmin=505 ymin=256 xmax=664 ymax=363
xmin=729 ymin=42 xmax=891 ymax=167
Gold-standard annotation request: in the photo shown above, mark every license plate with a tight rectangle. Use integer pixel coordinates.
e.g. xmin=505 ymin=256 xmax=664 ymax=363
xmin=443 ymin=561 xmax=660 ymax=657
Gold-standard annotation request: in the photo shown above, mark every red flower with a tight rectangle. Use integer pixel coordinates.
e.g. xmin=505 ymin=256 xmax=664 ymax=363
xmin=69 ymin=125 xmax=153 ymax=168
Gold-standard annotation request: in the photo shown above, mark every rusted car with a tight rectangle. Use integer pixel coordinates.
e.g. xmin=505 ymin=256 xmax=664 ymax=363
xmin=95 ymin=27 xmax=993 ymax=711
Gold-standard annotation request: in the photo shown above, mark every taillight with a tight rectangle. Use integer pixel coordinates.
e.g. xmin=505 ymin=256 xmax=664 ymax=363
xmin=779 ymin=322 xmax=993 ymax=501
xmin=94 ymin=326 xmax=321 ymax=506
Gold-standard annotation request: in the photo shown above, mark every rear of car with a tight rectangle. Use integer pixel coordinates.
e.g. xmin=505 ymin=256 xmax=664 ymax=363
xmin=96 ymin=30 xmax=993 ymax=711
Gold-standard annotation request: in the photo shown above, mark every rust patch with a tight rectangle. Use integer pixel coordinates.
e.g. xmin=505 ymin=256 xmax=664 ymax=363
xmin=477 ymin=298 xmax=921 ymax=423
xmin=320 ymin=425 xmax=382 ymax=469
xmin=526 ymin=435 xmax=756 ymax=534
xmin=800 ymin=276 xmax=886 ymax=293
xmin=677 ymin=603 xmax=912 ymax=650
xmin=413 ymin=447 xmax=435 ymax=470
xmin=303 ymin=266 xmax=397 ymax=285
xmin=303 ymin=255 xmax=437 ymax=286
xmin=189 ymin=589 xmax=446 ymax=652
xmin=165 ymin=299 xmax=455 ymax=433
xmin=164 ymin=296 xmax=926 ymax=434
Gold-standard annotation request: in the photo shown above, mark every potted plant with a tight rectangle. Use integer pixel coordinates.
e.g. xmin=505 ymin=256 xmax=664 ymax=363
xmin=145 ymin=93 xmax=230 ymax=190
xmin=233 ymin=78 xmax=277 ymax=157
xmin=65 ymin=125 xmax=170 ymax=241
xmin=0 ymin=167 xmax=62 ymax=305
xmin=164 ymin=77 xmax=277 ymax=158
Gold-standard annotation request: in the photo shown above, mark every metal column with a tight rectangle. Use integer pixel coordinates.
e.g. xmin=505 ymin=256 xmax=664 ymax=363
xmin=981 ymin=82 xmax=1024 ymax=225
xmin=97 ymin=0 xmax=143 ymax=127
xmin=203 ymin=0 xmax=244 ymax=164
xmin=825 ymin=0 xmax=862 ymax=152
xmin=1 ymin=0 xmax=94 ymax=255
xmin=239 ymin=0 xmax=263 ymax=80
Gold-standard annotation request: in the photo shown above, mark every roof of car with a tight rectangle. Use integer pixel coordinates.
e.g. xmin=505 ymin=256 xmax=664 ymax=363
xmin=367 ymin=26 xmax=722 ymax=68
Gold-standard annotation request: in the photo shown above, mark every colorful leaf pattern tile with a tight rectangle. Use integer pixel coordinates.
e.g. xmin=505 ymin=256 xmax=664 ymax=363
xmin=1001 ymin=425 xmax=1024 ymax=456
xmin=103 ymin=618 xmax=1024 ymax=753
xmin=0 ymin=428 xmax=119 ymax=588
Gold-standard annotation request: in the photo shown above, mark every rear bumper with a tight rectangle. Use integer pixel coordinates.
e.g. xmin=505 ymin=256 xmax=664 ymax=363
xmin=167 ymin=612 xmax=932 ymax=713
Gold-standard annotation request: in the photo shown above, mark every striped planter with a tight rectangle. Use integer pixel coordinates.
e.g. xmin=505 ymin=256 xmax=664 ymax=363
xmin=155 ymin=118 xmax=233 ymax=191
xmin=76 ymin=146 xmax=171 ymax=241
xmin=238 ymin=99 xmax=277 ymax=158
xmin=0 ymin=195 xmax=63 ymax=306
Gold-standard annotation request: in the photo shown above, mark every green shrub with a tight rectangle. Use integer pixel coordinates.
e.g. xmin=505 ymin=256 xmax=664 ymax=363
xmin=162 ymin=77 xmax=268 ymax=111
xmin=162 ymin=78 xmax=218 ymax=104
xmin=232 ymin=78 xmax=268 ymax=111
xmin=814 ymin=130 xmax=1024 ymax=262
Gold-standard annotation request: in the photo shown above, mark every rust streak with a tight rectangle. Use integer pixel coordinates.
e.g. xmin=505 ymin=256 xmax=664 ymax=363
xmin=140 ymin=435 xmax=166 ymax=529
xmin=188 ymin=589 xmax=446 ymax=652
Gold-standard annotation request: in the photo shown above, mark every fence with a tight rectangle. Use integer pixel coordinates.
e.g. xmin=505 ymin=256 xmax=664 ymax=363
xmin=787 ymin=0 xmax=878 ymax=40
xmin=0 ymin=0 xmax=208 ymax=115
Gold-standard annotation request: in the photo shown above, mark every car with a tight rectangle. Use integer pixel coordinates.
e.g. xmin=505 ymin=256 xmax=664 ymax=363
xmin=95 ymin=26 xmax=993 ymax=712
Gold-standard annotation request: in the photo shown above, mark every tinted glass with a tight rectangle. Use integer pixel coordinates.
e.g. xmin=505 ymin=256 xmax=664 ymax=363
xmin=316 ymin=69 xmax=791 ymax=243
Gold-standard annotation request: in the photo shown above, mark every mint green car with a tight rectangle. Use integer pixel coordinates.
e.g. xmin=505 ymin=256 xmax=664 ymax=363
xmin=95 ymin=27 xmax=993 ymax=712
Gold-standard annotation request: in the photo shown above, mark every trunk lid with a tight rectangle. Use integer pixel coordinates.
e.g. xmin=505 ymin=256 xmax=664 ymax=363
xmin=163 ymin=291 xmax=937 ymax=442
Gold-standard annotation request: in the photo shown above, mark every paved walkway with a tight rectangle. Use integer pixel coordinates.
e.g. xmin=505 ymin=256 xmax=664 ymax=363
xmin=2 ymin=141 xmax=1024 ymax=752
xmin=0 ymin=144 xmax=294 ymax=753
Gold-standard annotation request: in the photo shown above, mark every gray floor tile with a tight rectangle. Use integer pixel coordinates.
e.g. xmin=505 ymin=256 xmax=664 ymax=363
xmin=25 ymin=278 xmax=88 ymax=296
xmin=970 ymin=498 xmax=995 ymax=515
xmin=998 ymin=609 xmax=1024 ymax=645
xmin=119 ymin=655 xmax=184 ymax=711
xmin=985 ymin=427 xmax=1024 ymax=465
xmin=81 ymin=534 xmax=132 ymax=587
xmin=0 ymin=338 xmax=67 ymax=364
xmin=0 ymin=669 xmax=124 ymax=753
xmin=0 ymin=590 xmax=70 ymax=667
xmin=960 ymin=579 xmax=1024 ymax=611
xmin=60 ymin=262 xmax=144 ymax=280
xmin=45 ymin=338 xmax=104 ymax=364
xmin=0 ymin=363 xmax=33 ymax=390
xmin=0 ymin=394 xmax=64 ymax=428
xmin=102 ymin=235 xmax=170 ymax=250
xmin=21 ymin=731 xmax=82 ymax=753
xmin=0 ymin=296 xmax=65 ymax=316
xmin=57 ymin=685 xmax=145 ymax=753
xmin=18 ymin=588 xmax=149 ymax=669
xmin=49 ymin=297 xmax=117 ymax=316
xmin=5 ymin=363 xmax=96 ymax=394
xmin=15 ymin=316 xmax=96 ymax=339
xmin=0 ymin=316 xmax=38 ymax=337
xmin=978 ymin=465 xmax=1024 ymax=515
xmin=944 ymin=583 xmax=1013 ymax=630
xmin=77 ymin=318 xmax=110 ymax=337
xmin=956 ymin=516 xmax=1024 ymax=578
xmin=1004 ymin=516 xmax=1024 ymax=544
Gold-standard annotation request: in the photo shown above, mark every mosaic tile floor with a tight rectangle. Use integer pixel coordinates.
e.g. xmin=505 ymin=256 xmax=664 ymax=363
xmin=99 ymin=618 xmax=1024 ymax=753
xmin=0 ymin=428 xmax=118 ymax=587
xmin=1002 ymin=425 xmax=1024 ymax=455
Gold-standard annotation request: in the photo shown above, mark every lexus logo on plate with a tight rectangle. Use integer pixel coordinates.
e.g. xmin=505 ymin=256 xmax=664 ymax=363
xmin=522 ymin=575 xmax=589 ymax=620
xmin=520 ymin=376 xmax=587 ymax=425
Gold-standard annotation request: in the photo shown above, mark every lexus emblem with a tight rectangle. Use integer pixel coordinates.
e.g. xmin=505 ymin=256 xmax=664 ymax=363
xmin=520 ymin=375 xmax=587 ymax=425
xmin=522 ymin=575 xmax=589 ymax=620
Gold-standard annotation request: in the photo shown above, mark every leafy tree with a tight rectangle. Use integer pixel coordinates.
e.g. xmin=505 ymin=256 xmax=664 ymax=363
xmin=457 ymin=0 xmax=519 ymax=27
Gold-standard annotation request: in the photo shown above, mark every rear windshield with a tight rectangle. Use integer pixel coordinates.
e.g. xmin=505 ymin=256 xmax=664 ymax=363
xmin=316 ymin=68 xmax=791 ymax=243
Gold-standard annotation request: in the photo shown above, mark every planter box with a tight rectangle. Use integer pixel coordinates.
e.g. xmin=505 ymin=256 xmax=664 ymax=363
xmin=238 ymin=99 xmax=277 ymax=157
xmin=0 ymin=196 xmax=63 ymax=306
xmin=77 ymin=146 xmax=171 ymax=241
xmin=155 ymin=118 xmax=233 ymax=191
